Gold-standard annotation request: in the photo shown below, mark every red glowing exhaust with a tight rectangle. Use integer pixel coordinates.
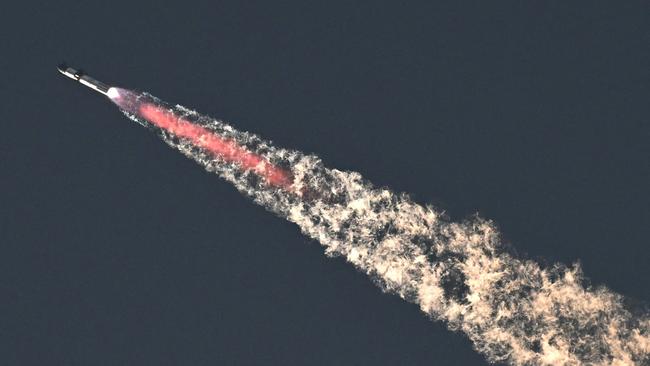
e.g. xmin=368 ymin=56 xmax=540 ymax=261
xmin=138 ymin=103 xmax=294 ymax=189
xmin=120 ymin=98 xmax=293 ymax=190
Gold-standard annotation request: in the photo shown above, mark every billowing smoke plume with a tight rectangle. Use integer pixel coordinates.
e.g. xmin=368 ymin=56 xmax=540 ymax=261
xmin=121 ymin=92 xmax=649 ymax=365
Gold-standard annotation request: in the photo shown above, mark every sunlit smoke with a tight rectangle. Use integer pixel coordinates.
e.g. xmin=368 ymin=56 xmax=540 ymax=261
xmin=112 ymin=89 xmax=649 ymax=366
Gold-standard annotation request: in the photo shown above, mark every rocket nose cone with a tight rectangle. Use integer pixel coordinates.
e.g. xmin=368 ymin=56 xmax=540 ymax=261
xmin=57 ymin=63 xmax=68 ymax=73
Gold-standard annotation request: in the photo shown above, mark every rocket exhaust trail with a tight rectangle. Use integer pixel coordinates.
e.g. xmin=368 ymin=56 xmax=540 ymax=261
xmin=59 ymin=66 xmax=649 ymax=366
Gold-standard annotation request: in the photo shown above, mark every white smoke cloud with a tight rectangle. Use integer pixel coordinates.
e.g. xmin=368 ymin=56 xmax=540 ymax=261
xmin=122 ymin=95 xmax=649 ymax=365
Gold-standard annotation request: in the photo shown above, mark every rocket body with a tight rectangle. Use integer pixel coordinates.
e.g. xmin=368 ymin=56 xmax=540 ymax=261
xmin=57 ymin=64 xmax=112 ymax=96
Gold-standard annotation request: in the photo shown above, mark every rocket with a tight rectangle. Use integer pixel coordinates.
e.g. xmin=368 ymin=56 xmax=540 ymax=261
xmin=57 ymin=64 xmax=112 ymax=96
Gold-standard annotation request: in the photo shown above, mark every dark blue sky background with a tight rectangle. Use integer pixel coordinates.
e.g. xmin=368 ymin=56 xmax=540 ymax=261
xmin=1 ymin=2 xmax=648 ymax=365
